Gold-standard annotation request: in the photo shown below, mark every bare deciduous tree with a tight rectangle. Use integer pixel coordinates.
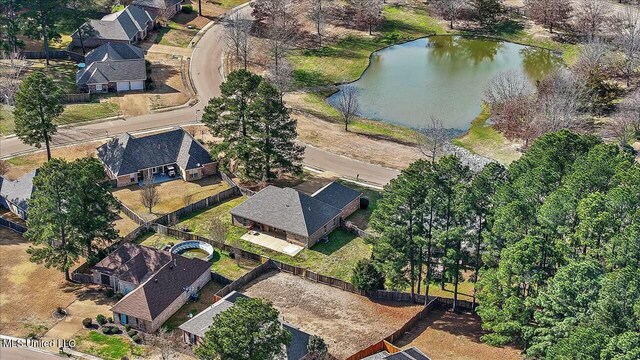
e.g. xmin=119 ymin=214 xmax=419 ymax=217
xmin=267 ymin=56 xmax=293 ymax=102
xmin=533 ymin=68 xmax=587 ymax=136
xmin=336 ymin=85 xmax=360 ymax=131
xmin=574 ymin=40 xmax=611 ymax=79
xmin=140 ymin=178 xmax=160 ymax=214
xmin=619 ymin=89 xmax=640 ymax=134
xmin=144 ymin=327 xmax=181 ymax=360
xmin=525 ymin=0 xmax=573 ymax=33
xmin=434 ymin=0 xmax=467 ymax=30
xmin=351 ymin=0 xmax=383 ymax=35
xmin=224 ymin=11 xmax=253 ymax=70
xmin=608 ymin=112 xmax=636 ymax=148
xmin=613 ymin=8 xmax=640 ymax=86
xmin=420 ymin=116 xmax=448 ymax=164
xmin=574 ymin=0 xmax=610 ymax=41
xmin=0 ymin=52 xmax=27 ymax=105
xmin=308 ymin=0 xmax=330 ymax=47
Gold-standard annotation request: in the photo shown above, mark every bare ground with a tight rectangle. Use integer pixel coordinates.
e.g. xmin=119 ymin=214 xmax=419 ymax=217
xmin=394 ymin=307 xmax=523 ymax=360
xmin=241 ymin=271 xmax=424 ymax=359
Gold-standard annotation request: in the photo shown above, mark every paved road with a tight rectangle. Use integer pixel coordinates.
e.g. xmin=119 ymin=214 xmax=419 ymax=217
xmin=0 ymin=347 xmax=65 ymax=360
xmin=0 ymin=2 xmax=399 ymax=186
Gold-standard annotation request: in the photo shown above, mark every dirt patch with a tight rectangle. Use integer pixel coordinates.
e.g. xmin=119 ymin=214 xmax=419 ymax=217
xmin=241 ymin=271 xmax=423 ymax=359
xmin=0 ymin=228 xmax=82 ymax=337
xmin=394 ymin=307 xmax=523 ymax=360
xmin=4 ymin=141 xmax=105 ymax=180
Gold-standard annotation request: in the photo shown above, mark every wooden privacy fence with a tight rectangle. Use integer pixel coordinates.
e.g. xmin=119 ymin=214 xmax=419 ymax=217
xmin=0 ymin=217 xmax=27 ymax=234
xmin=23 ymin=50 xmax=85 ymax=62
xmin=120 ymin=202 xmax=147 ymax=226
xmin=153 ymin=186 xmax=240 ymax=226
xmin=61 ymin=93 xmax=90 ymax=103
xmin=346 ymin=341 xmax=401 ymax=360
xmin=342 ymin=220 xmax=367 ymax=237
xmin=214 ymin=261 xmax=273 ymax=301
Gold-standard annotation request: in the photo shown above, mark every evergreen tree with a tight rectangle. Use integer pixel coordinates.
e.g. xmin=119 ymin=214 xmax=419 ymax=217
xmin=351 ymin=258 xmax=385 ymax=292
xmin=0 ymin=0 xmax=24 ymax=54
xmin=21 ymin=0 xmax=68 ymax=66
xmin=470 ymin=0 xmax=503 ymax=25
xmin=14 ymin=71 xmax=63 ymax=161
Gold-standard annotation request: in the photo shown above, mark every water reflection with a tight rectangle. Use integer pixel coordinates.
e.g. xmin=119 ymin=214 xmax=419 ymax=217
xmin=327 ymin=36 xmax=560 ymax=130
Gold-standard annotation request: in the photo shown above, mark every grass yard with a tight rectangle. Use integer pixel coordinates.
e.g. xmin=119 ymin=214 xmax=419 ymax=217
xmin=113 ymin=212 xmax=140 ymax=237
xmin=74 ymin=330 xmax=145 ymax=360
xmin=112 ymin=177 xmax=229 ymax=221
xmin=0 ymin=106 xmax=14 ymax=135
xmin=452 ymin=106 xmax=522 ymax=165
xmin=342 ymin=181 xmax=381 ymax=230
xmin=177 ymin=197 xmax=372 ymax=282
xmin=23 ymin=59 xmax=78 ymax=93
xmin=156 ymin=21 xmax=198 ymax=48
xmin=0 ymin=228 xmax=81 ymax=337
xmin=394 ymin=307 xmax=522 ymax=360
xmin=162 ymin=280 xmax=225 ymax=331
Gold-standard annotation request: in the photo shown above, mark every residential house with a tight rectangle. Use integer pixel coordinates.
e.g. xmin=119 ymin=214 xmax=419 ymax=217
xmin=132 ymin=0 xmax=183 ymax=20
xmin=94 ymin=243 xmax=212 ymax=333
xmin=361 ymin=347 xmax=431 ymax=360
xmin=0 ymin=169 xmax=38 ymax=220
xmin=179 ymin=291 xmax=312 ymax=360
xmin=71 ymin=5 xmax=156 ymax=48
xmin=230 ymin=182 xmax=361 ymax=247
xmin=97 ymin=128 xmax=217 ymax=187
xmin=76 ymin=43 xmax=147 ymax=93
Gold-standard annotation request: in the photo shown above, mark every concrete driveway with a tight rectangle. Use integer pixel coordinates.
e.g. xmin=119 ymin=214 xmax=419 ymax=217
xmin=241 ymin=232 xmax=304 ymax=256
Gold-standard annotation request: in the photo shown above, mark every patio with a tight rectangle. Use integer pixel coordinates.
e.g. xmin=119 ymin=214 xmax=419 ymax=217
xmin=241 ymin=232 xmax=304 ymax=257
xmin=138 ymin=173 xmax=181 ymax=186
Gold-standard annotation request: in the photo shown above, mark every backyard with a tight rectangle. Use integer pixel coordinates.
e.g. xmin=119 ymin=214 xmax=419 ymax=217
xmin=242 ymin=271 xmax=424 ymax=359
xmin=394 ymin=307 xmax=522 ymax=360
xmin=111 ymin=176 xmax=230 ymax=221
xmin=161 ymin=280 xmax=225 ymax=331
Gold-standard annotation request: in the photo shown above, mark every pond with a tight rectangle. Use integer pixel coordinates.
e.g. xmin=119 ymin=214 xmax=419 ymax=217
xmin=327 ymin=36 xmax=562 ymax=130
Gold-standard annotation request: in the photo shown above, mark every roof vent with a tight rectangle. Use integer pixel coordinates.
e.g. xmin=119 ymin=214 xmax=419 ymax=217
xmin=174 ymin=258 xmax=177 ymax=266
xmin=155 ymin=278 xmax=158 ymax=283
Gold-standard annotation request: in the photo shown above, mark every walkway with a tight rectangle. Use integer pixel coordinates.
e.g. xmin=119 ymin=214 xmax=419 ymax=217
xmin=241 ymin=232 xmax=304 ymax=256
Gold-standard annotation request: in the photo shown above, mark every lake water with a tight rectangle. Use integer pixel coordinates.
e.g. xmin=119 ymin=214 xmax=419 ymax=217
xmin=327 ymin=36 xmax=561 ymax=130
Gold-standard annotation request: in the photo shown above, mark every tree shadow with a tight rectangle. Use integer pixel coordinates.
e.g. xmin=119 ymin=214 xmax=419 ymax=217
xmin=309 ymin=229 xmax=357 ymax=256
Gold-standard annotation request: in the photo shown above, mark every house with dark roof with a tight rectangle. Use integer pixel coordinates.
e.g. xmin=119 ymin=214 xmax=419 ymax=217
xmin=132 ymin=0 xmax=183 ymax=20
xmin=179 ymin=291 xmax=312 ymax=360
xmin=0 ymin=169 xmax=38 ymax=220
xmin=76 ymin=43 xmax=146 ymax=93
xmin=95 ymin=243 xmax=212 ymax=333
xmin=230 ymin=182 xmax=361 ymax=247
xmin=71 ymin=5 xmax=156 ymax=48
xmin=97 ymin=128 xmax=217 ymax=187
xmin=361 ymin=347 xmax=430 ymax=360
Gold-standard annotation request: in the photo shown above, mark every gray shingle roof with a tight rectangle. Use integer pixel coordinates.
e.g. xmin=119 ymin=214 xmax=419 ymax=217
xmin=362 ymin=348 xmax=430 ymax=360
xmin=0 ymin=169 xmax=38 ymax=212
xmin=230 ymin=186 xmax=342 ymax=237
xmin=85 ymin=43 xmax=145 ymax=65
xmin=77 ymin=59 xmax=147 ymax=85
xmin=132 ymin=0 xmax=182 ymax=10
xmin=311 ymin=181 xmax=361 ymax=210
xmin=179 ymin=291 xmax=311 ymax=360
xmin=111 ymin=254 xmax=211 ymax=321
xmin=97 ymin=128 xmax=214 ymax=176
xmin=73 ymin=5 xmax=155 ymax=42
xmin=92 ymin=243 xmax=172 ymax=285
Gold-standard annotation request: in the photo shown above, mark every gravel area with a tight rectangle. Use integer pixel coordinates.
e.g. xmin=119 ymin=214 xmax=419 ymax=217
xmin=241 ymin=271 xmax=423 ymax=359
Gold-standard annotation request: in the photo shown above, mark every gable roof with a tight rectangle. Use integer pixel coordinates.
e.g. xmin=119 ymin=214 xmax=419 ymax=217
xmin=73 ymin=5 xmax=155 ymax=42
xmin=77 ymin=59 xmax=146 ymax=85
xmin=362 ymin=347 xmax=430 ymax=360
xmin=111 ymin=254 xmax=211 ymax=321
xmin=179 ymin=291 xmax=311 ymax=360
xmin=132 ymin=0 xmax=182 ymax=10
xmin=0 ymin=169 xmax=38 ymax=212
xmin=85 ymin=43 xmax=145 ymax=66
xmin=97 ymin=128 xmax=214 ymax=176
xmin=92 ymin=243 xmax=172 ymax=285
xmin=311 ymin=181 xmax=361 ymax=210
xmin=230 ymin=186 xmax=342 ymax=237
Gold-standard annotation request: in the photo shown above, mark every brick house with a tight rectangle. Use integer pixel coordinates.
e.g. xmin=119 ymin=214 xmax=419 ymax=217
xmin=76 ymin=43 xmax=146 ymax=93
xmin=132 ymin=0 xmax=183 ymax=20
xmin=230 ymin=182 xmax=361 ymax=248
xmin=93 ymin=243 xmax=211 ymax=333
xmin=71 ymin=5 xmax=156 ymax=48
xmin=0 ymin=169 xmax=38 ymax=220
xmin=97 ymin=128 xmax=217 ymax=188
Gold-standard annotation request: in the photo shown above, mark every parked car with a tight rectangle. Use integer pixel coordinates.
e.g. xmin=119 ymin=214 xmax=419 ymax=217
xmin=166 ymin=165 xmax=176 ymax=177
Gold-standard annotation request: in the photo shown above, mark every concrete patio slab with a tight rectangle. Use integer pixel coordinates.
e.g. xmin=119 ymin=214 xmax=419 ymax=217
xmin=241 ymin=232 xmax=304 ymax=256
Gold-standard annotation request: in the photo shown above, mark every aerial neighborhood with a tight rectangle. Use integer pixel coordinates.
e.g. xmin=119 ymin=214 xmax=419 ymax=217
xmin=1 ymin=1 xmax=639 ymax=360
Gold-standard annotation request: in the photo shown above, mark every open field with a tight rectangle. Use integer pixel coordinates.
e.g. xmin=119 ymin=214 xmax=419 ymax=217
xmin=4 ymin=140 xmax=105 ymax=179
xmin=112 ymin=177 xmax=229 ymax=221
xmin=242 ymin=271 xmax=424 ymax=359
xmin=177 ymin=196 xmax=372 ymax=282
xmin=394 ymin=307 xmax=522 ymax=360
xmin=0 ymin=228 xmax=81 ymax=337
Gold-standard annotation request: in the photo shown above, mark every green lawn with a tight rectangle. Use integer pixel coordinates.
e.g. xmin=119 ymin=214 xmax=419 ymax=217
xmin=74 ymin=331 xmax=144 ymax=360
xmin=216 ymin=0 xmax=249 ymax=9
xmin=177 ymin=197 xmax=372 ymax=282
xmin=156 ymin=21 xmax=198 ymax=48
xmin=0 ymin=106 xmax=14 ymax=135
xmin=342 ymin=181 xmax=381 ymax=230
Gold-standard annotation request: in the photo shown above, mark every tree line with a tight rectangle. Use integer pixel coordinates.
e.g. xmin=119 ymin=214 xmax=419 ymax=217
xmin=354 ymin=130 xmax=639 ymax=359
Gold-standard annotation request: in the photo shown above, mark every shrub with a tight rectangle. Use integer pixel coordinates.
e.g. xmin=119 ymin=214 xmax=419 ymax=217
xmin=131 ymin=334 xmax=141 ymax=343
xmin=351 ymin=259 xmax=385 ymax=292
xmin=360 ymin=197 xmax=369 ymax=210
xmin=182 ymin=4 xmax=193 ymax=13
xmin=107 ymin=317 xmax=113 ymax=323
xmin=124 ymin=324 xmax=131 ymax=332
xmin=96 ymin=314 xmax=106 ymax=325
xmin=82 ymin=318 xmax=92 ymax=328
xmin=128 ymin=330 xmax=137 ymax=337
xmin=105 ymin=288 xmax=114 ymax=297
xmin=101 ymin=327 xmax=110 ymax=334
xmin=110 ymin=327 xmax=120 ymax=334
xmin=307 ymin=335 xmax=328 ymax=355
xmin=114 ymin=293 xmax=123 ymax=301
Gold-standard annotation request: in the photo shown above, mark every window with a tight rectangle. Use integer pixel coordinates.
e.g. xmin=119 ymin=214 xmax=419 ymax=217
xmin=130 ymin=175 xmax=136 ymax=183
xmin=152 ymin=167 xmax=158 ymax=174
xmin=95 ymin=84 xmax=103 ymax=91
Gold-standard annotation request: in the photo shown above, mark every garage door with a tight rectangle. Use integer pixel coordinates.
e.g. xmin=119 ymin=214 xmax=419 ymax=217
xmin=116 ymin=82 xmax=130 ymax=92
xmin=130 ymin=81 xmax=144 ymax=91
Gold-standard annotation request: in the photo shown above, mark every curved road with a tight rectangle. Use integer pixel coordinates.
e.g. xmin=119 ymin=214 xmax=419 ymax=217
xmin=0 ymin=4 xmax=399 ymax=185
